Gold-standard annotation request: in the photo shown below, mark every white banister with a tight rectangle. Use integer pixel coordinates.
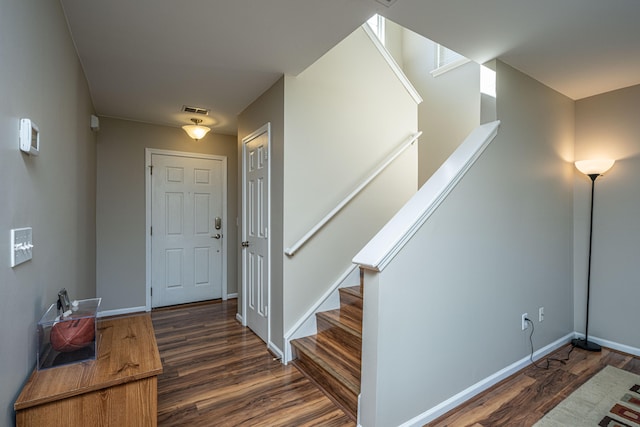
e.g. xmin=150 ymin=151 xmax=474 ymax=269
xmin=362 ymin=24 xmax=423 ymax=105
xmin=353 ymin=121 xmax=501 ymax=271
xmin=284 ymin=131 xmax=422 ymax=257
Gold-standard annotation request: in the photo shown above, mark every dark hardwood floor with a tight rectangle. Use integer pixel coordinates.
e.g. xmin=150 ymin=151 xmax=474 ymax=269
xmin=152 ymin=299 xmax=640 ymax=427
xmin=151 ymin=299 xmax=354 ymax=427
xmin=428 ymin=344 xmax=640 ymax=426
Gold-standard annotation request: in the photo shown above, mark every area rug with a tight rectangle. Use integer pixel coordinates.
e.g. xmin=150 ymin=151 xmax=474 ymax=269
xmin=534 ymin=365 xmax=640 ymax=427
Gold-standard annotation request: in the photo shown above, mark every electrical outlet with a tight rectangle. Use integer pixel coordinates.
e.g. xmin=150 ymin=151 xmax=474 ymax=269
xmin=522 ymin=313 xmax=528 ymax=330
xmin=539 ymin=307 xmax=544 ymax=322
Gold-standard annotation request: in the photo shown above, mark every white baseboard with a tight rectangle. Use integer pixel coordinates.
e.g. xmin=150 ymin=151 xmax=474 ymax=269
xmin=397 ymin=332 xmax=574 ymax=427
xmin=98 ymin=306 xmax=147 ymax=318
xmin=574 ymin=333 xmax=640 ymax=357
xmin=227 ymin=293 xmax=238 ymax=299
xmin=268 ymin=341 xmax=284 ymax=361
xmin=236 ymin=313 xmax=243 ymax=324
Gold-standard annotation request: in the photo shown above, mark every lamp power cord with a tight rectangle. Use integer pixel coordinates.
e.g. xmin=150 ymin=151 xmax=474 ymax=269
xmin=525 ymin=318 xmax=574 ymax=370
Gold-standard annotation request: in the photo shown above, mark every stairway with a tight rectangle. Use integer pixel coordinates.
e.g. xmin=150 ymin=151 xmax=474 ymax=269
xmin=290 ymin=284 xmax=363 ymax=420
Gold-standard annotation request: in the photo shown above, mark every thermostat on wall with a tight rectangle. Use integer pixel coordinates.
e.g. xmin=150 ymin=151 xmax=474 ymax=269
xmin=19 ymin=118 xmax=40 ymax=155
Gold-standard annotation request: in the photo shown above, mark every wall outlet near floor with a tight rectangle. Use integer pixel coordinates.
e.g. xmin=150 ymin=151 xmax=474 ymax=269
xmin=521 ymin=313 xmax=528 ymax=330
xmin=539 ymin=307 xmax=544 ymax=322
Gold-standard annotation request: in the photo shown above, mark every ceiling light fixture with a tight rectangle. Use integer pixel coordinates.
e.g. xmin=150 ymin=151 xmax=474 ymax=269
xmin=182 ymin=118 xmax=210 ymax=141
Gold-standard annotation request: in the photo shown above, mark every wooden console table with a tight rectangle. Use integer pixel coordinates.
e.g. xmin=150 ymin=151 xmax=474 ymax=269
xmin=14 ymin=314 xmax=163 ymax=426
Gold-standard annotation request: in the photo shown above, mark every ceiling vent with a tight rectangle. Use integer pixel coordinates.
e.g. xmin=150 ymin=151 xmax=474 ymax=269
xmin=181 ymin=105 xmax=209 ymax=115
xmin=375 ymin=0 xmax=398 ymax=7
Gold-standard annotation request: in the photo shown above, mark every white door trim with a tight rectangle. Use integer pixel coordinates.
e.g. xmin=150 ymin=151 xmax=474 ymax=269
xmin=145 ymin=148 xmax=228 ymax=311
xmin=241 ymin=123 xmax=271 ymax=343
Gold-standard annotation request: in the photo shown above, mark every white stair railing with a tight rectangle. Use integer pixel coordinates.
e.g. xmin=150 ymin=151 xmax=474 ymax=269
xmin=353 ymin=121 xmax=500 ymax=271
xmin=284 ymin=131 xmax=422 ymax=257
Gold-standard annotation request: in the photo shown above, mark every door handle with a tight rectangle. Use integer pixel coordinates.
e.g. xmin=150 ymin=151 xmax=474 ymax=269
xmin=212 ymin=233 xmax=222 ymax=239
xmin=241 ymin=241 xmax=250 ymax=247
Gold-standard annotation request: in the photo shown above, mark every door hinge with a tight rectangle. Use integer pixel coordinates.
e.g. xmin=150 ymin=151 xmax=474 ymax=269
xmin=150 ymin=226 xmax=153 ymax=236
xmin=150 ymin=287 xmax=153 ymax=296
xmin=149 ymin=165 xmax=153 ymax=175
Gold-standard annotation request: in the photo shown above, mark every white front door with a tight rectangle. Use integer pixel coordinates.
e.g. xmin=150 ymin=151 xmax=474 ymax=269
xmin=150 ymin=152 xmax=225 ymax=308
xmin=242 ymin=124 xmax=270 ymax=343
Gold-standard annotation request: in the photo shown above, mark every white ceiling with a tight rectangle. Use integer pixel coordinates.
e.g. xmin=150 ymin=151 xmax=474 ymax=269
xmin=60 ymin=0 xmax=640 ymax=136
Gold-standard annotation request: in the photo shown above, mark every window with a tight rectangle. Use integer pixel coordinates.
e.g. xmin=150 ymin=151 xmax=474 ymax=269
xmin=480 ymin=65 xmax=496 ymax=97
xmin=431 ymin=44 xmax=470 ymax=77
xmin=436 ymin=44 xmax=465 ymax=69
xmin=366 ymin=14 xmax=385 ymax=45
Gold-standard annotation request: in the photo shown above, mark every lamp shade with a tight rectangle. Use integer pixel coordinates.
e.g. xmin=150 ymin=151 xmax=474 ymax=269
xmin=182 ymin=124 xmax=211 ymax=140
xmin=575 ymin=159 xmax=615 ymax=176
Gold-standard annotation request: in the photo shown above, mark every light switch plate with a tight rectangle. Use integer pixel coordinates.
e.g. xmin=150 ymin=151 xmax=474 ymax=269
xmin=11 ymin=227 xmax=33 ymax=267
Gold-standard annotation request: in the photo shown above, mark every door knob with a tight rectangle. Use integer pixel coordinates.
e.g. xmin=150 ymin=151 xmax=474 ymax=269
xmin=241 ymin=241 xmax=250 ymax=247
xmin=212 ymin=233 xmax=222 ymax=239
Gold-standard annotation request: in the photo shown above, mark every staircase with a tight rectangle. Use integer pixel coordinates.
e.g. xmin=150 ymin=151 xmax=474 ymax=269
xmin=290 ymin=284 xmax=363 ymax=420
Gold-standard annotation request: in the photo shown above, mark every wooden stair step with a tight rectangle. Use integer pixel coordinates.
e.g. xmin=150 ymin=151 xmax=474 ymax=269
xmin=290 ymin=334 xmax=360 ymax=418
xmin=339 ymin=286 xmax=363 ymax=309
xmin=316 ymin=306 xmax=362 ymax=356
xmin=317 ymin=304 xmax=362 ymax=335
xmin=290 ymin=283 xmax=364 ymax=420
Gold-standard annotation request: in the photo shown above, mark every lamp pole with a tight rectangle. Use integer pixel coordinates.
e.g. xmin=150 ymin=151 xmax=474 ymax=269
xmin=572 ymin=173 xmax=602 ymax=352
xmin=572 ymin=159 xmax=614 ymax=351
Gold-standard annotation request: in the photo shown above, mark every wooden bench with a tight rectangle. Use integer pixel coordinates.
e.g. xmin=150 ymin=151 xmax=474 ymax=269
xmin=14 ymin=314 xmax=162 ymax=426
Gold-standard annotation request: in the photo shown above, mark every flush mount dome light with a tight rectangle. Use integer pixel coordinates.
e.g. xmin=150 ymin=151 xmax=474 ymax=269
xmin=182 ymin=118 xmax=210 ymax=141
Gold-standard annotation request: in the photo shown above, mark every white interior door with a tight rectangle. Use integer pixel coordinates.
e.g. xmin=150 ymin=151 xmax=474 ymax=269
xmin=151 ymin=153 xmax=225 ymax=308
xmin=242 ymin=124 xmax=270 ymax=343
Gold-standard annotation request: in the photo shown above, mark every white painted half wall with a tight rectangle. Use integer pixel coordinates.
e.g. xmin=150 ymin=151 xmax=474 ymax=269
xmin=359 ymin=62 xmax=575 ymax=427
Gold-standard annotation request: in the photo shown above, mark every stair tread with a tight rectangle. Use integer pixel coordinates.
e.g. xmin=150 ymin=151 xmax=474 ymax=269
xmin=291 ymin=284 xmax=364 ymax=420
xmin=291 ymin=335 xmax=361 ymax=394
xmin=340 ymin=286 xmax=363 ymax=299
xmin=317 ymin=306 xmax=362 ymax=337
xmin=339 ymin=286 xmax=363 ymax=310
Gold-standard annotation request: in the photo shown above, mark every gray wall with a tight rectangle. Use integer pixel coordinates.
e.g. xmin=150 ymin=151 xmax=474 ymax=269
xmin=0 ymin=1 xmax=96 ymax=425
xmin=574 ymin=84 xmax=640 ymax=349
xmin=360 ymin=62 xmax=575 ymax=426
xmin=400 ymin=26 xmax=481 ymax=186
xmin=96 ymin=118 xmax=238 ymax=312
xmin=237 ymin=77 xmax=286 ymax=350
xmin=282 ymin=27 xmax=418 ymax=336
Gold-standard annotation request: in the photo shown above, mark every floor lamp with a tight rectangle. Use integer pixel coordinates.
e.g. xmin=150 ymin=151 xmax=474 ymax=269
xmin=571 ymin=159 xmax=615 ymax=352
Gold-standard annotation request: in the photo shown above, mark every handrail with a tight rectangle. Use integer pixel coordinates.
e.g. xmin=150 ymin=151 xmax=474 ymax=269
xmin=362 ymin=24 xmax=423 ymax=105
xmin=284 ymin=131 xmax=422 ymax=257
xmin=353 ymin=121 xmax=500 ymax=271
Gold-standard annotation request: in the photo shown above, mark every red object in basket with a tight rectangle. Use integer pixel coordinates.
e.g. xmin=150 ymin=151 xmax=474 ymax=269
xmin=50 ymin=317 xmax=95 ymax=352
